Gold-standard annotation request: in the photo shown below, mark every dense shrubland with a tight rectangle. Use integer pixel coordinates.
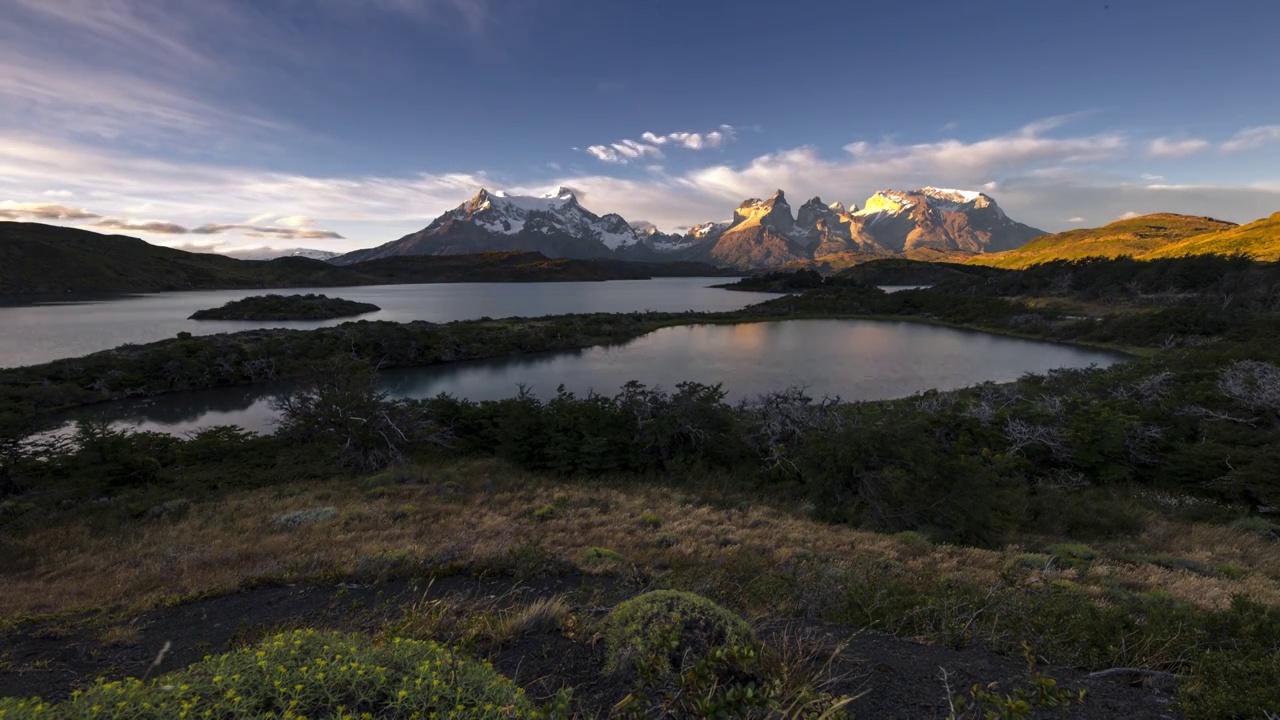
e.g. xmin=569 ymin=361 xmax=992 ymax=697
xmin=4 ymin=255 xmax=1280 ymax=718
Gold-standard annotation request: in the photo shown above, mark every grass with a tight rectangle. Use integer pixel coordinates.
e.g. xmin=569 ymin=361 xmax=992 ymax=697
xmin=969 ymin=214 xmax=1239 ymax=269
xmin=2 ymin=458 xmax=1278 ymax=623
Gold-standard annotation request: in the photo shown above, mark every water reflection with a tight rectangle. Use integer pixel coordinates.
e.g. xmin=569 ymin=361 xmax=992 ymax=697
xmin=63 ymin=320 xmax=1124 ymax=437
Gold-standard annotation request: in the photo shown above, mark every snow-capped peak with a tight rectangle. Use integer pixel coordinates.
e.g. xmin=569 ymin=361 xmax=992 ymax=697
xmin=854 ymin=190 xmax=916 ymax=216
xmin=689 ymin=220 xmax=731 ymax=238
xmin=445 ymin=187 xmax=636 ymax=249
xmin=920 ymin=186 xmax=983 ymax=203
xmin=542 ymin=186 xmax=579 ymax=201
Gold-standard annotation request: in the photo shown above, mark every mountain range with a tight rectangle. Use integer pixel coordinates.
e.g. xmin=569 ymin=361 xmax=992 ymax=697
xmin=333 ymin=186 xmax=1047 ymax=269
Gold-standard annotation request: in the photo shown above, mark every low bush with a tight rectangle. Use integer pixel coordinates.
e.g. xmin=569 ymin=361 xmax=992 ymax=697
xmin=0 ymin=629 xmax=546 ymax=719
xmin=603 ymin=590 xmax=754 ymax=675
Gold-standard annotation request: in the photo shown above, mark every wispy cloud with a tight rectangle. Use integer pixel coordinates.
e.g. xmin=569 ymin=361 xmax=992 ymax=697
xmin=0 ymin=202 xmax=99 ymax=221
xmin=1222 ymin=125 xmax=1280 ymax=153
xmin=1147 ymin=137 xmax=1209 ymax=157
xmin=586 ymin=125 xmax=736 ymax=164
xmin=192 ymin=223 xmax=345 ymax=240
xmin=94 ymin=218 xmax=189 ymax=234
xmin=7 ymin=117 xmax=1280 ymax=246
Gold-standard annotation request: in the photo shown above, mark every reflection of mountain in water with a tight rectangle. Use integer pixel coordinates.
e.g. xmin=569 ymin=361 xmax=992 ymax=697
xmin=73 ymin=320 xmax=1125 ymax=438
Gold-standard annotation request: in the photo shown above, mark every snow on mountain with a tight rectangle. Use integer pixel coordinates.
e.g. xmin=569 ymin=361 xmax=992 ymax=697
xmin=332 ymin=184 xmax=1044 ymax=269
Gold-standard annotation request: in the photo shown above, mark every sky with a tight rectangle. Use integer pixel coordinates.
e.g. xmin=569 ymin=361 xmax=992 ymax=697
xmin=1 ymin=0 xmax=1279 ymax=254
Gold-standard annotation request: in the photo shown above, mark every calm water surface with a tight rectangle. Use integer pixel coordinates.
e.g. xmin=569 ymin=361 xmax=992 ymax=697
xmin=65 ymin=320 xmax=1123 ymax=436
xmin=0 ymin=278 xmax=772 ymax=368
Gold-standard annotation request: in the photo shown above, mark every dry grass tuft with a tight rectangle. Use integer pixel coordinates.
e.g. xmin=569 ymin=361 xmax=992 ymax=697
xmin=483 ymin=596 xmax=571 ymax=644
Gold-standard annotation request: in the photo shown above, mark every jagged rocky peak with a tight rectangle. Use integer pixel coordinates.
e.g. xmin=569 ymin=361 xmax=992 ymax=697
xmin=689 ymin=220 xmax=731 ymax=238
xmin=630 ymin=220 xmax=661 ymax=237
xmin=732 ymin=189 xmax=793 ymax=232
xmin=856 ymin=190 xmax=917 ymax=215
xmin=796 ymin=196 xmax=838 ymax=226
xmin=829 ymin=200 xmax=851 ymax=213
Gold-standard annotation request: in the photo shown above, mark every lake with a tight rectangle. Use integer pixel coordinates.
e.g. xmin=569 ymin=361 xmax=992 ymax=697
xmin=0 ymin=277 xmax=775 ymax=368
xmin=63 ymin=319 xmax=1124 ymax=436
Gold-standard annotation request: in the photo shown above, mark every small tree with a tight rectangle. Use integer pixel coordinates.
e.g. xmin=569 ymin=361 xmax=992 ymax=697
xmin=0 ymin=405 xmax=66 ymax=497
xmin=273 ymin=357 xmax=449 ymax=472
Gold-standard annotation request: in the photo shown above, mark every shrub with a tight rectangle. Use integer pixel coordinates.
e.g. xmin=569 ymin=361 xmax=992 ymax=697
xmin=0 ymin=629 xmax=543 ymax=718
xmin=603 ymin=590 xmax=754 ymax=675
xmin=579 ymin=547 xmax=624 ymax=565
xmin=271 ymin=506 xmax=338 ymax=529
xmin=1229 ymin=516 xmax=1280 ymax=539
xmin=640 ymin=510 xmax=662 ymax=528
xmin=1045 ymin=543 xmax=1099 ymax=569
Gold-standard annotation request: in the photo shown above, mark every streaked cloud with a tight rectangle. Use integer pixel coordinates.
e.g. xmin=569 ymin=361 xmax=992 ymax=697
xmin=192 ymin=223 xmax=345 ymax=240
xmin=1222 ymin=125 xmax=1280 ymax=152
xmin=1147 ymin=137 xmax=1209 ymax=157
xmin=0 ymin=202 xmax=99 ymax=220
xmin=94 ymin=218 xmax=189 ymax=234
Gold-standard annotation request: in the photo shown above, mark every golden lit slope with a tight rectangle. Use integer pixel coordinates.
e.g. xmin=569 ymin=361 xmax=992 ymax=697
xmin=967 ymin=214 xmax=1237 ymax=269
xmin=1142 ymin=211 xmax=1280 ymax=261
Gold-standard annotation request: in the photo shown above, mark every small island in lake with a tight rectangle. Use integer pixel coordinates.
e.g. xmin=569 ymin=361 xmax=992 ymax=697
xmin=189 ymin=293 xmax=381 ymax=321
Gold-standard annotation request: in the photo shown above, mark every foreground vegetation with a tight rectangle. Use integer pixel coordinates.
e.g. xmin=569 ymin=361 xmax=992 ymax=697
xmin=189 ymin=293 xmax=382 ymax=321
xmin=3 ymin=253 xmax=1280 ymax=717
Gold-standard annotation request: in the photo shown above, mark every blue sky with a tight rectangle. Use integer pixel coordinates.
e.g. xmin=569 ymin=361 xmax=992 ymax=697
xmin=1 ymin=0 xmax=1278 ymax=253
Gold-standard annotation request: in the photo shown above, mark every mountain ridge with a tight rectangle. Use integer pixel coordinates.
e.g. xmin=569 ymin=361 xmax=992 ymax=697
xmin=336 ymin=186 xmax=1048 ymax=270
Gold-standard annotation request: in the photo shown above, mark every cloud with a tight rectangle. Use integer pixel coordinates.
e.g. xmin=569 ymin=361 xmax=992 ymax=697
xmin=586 ymin=139 xmax=663 ymax=164
xmin=94 ymin=218 xmax=189 ymax=234
xmin=1140 ymin=173 xmax=1165 ymax=181
xmin=0 ymin=202 xmax=99 ymax=220
xmin=1147 ymin=137 xmax=1209 ymax=157
xmin=1068 ymin=217 xmax=1085 ymax=223
xmin=587 ymin=126 xmax=737 ymax=164
xmin=1119 ymin=211 xmax=1141 ymax=219
xmin=1222 ymin=125 xmax=1280 ymax=152
xmin=193 ymin=223 xmax=345 ymax=240
xmin=8 ymin=117 xmax=1280 ymax=248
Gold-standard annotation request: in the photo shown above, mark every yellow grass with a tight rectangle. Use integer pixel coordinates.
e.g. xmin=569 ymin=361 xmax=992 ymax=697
xmin=2 ymin=459 xmax=1277 ymax=622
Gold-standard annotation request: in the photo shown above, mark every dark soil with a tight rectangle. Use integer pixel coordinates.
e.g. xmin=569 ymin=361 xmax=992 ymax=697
xmin=0 ymin=575 xmax=1182 ymax=718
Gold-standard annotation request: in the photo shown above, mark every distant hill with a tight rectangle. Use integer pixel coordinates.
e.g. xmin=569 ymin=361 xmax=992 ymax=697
xmin=1143 ymin=212 xmax=1280 ymax=261
xmin=0 ymin=222 xmax=360 ymax=296
xmin=968 ymin=214 xmax=1240 ymax=269
xmin=0 ymin=222 xmax=734 ymax=300
xmin=833 ymin=258 xmax=1007 ymax=285
xmin=341 ymin=251 xmax=736 ymax=283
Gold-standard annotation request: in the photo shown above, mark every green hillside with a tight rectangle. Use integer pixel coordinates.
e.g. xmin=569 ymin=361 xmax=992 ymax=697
xmin=1142 ymin=211 xmax=1280 ymax=261
xmin=968 ymin=214 xmax=1238 ymax=269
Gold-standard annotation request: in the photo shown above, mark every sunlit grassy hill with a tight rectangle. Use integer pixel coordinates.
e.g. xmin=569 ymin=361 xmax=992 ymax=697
xmin=968 ymin=214 xmax=1239 ymax=269
xmin=1143 ymin=211 xmax=1280 ymax=261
